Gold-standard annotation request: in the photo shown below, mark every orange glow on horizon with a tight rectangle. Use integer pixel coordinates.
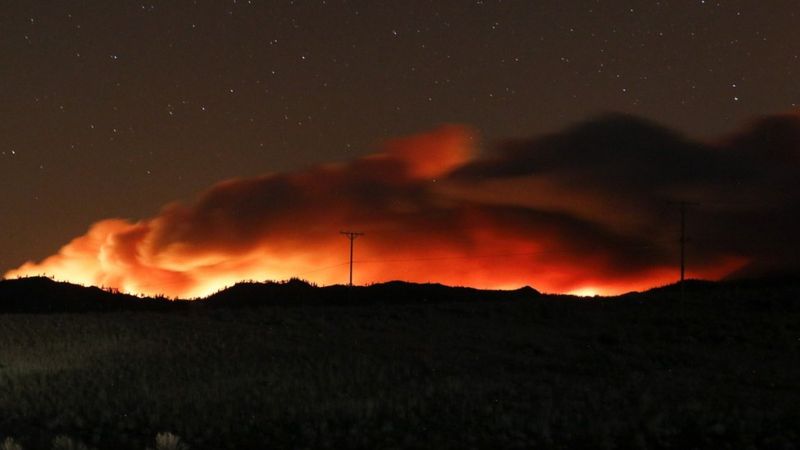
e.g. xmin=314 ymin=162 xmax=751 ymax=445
xmin=4 ymin=125 xmax=752 ymax=299
xmin=568 ymin=287 xmax=600 ymax=297
xmin=4 ymin=223 xmax=747 ymax=299
xmin=4 ymin=258 xmax=744 ymax=299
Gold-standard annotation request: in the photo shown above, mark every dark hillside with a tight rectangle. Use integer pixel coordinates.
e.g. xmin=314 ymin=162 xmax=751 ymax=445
xmin=0 ymin=277 xmax=173 ymax=313
xmin=200 ymin=279 xmax=541 ymax=307
xmin=0 ymin=278 xmax=797 ymax=449
xmin=620 ymin=277 xmax=800 ymax=312
xmin=3 ymin=275 xmax=798 ymax=314
xmin=0 ymin=275 xmax=798 ymax=449
xmin=0 ymin=277 xmax=540 ymax=313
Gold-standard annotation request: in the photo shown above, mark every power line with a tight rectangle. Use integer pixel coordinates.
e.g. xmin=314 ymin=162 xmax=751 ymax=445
xmin=352 ymin=243 xmax=667 ymax=265
xmin=295 ymin=261 xmax=351 ymax=277
xmin=276 ymin=236 xmax=685 ymax=285
xmin=291 ymin=243 xmax=666 ymax=279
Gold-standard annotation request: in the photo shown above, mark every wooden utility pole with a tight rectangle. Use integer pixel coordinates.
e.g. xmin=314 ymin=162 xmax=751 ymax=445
xmin=674 ymin=200 xmax=699 ymax=302
xmin=340 ymin=231 xmax=364 ymax=286
xmin=680 ymin=201 xmax=687 ymax=284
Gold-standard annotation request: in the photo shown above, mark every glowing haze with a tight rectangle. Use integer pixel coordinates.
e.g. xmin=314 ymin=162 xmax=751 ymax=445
xmin=6 ymin=113 xmax=800 ymax=298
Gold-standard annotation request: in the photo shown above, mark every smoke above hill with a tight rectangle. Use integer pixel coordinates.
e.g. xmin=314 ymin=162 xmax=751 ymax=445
xmin=6 ymin=112 xmax=799 ymax=297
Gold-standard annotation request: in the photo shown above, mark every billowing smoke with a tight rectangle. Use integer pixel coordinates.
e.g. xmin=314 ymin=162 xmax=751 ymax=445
xmin=6 ymin=113 xmax=799 ymax=297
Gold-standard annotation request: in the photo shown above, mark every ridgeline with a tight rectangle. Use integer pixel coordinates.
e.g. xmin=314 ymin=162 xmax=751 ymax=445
xmin=1 ymin=275 xmax=798 ymax=314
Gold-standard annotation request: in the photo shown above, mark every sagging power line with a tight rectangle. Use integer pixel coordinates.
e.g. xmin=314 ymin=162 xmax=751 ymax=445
xmin=296 ymin=242 xmax=671 ymax=281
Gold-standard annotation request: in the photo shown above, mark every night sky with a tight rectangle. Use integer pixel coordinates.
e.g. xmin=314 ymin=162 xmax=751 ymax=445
xmin=2 ymin=1 xmax=799 ymax=296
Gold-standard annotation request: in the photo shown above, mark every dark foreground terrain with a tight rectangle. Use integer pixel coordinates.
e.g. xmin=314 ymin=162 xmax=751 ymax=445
xmin=0 ymin=279 xmax=798 ymax=449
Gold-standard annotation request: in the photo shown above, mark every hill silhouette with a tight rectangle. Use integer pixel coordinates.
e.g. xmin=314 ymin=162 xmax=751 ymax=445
xmin=0 ymin=277 xmax=174 ymax=313
xmin=201 ymin=279 xmax=541 ymax=307
xmin=0 ymin=277 xmax=541 ymax=313
xmin=615 ymin=275 xmax=800 ymax=313
xmin=3 ymin=274 xmax=799 ymax=314
xmin=2 ymin=274 xmax=798 ymax=450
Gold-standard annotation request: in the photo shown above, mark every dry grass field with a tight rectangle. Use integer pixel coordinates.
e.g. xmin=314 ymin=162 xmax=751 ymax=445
xmin=0 ymin=281 xmax=798 ymax=449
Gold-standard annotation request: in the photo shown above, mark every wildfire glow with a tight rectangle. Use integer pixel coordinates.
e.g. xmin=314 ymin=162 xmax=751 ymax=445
xmin=568 ymin=287 xmax=600 ymax=297
xmin=7 ymin=116 xmax=783 ymax=299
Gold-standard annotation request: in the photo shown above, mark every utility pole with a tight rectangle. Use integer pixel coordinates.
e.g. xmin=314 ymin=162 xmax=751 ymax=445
xmin=340 ymin=231 xmax=364 ymax=286
xmin=680 ymin=201 xmax=687 ymax=284
xmin=673 ymin=200 xmax=698 ymax=302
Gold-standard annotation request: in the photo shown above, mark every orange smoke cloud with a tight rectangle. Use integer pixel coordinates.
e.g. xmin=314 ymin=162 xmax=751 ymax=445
xmin=6 ymin=125 xmax=487 ymax=298
xmin=9 ymin=113 xmax=796 ymax=299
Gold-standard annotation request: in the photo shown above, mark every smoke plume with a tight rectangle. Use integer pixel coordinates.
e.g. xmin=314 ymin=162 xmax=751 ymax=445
xmin=6 ymin=113 xmax=799 ymax=297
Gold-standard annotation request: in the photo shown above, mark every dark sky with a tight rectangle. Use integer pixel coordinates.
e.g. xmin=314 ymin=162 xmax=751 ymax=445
xmin=1 ymin=0 xmax=798 ymax=279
